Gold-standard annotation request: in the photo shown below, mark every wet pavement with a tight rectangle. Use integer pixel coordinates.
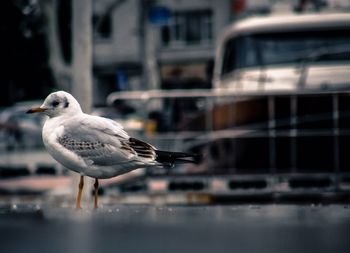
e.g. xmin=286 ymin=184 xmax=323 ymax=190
xmin=1 ymin=204 xmax=350 ymax=253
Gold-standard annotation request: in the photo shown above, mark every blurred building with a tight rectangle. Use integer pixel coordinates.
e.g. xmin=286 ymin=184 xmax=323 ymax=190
xmin=93 ymin=0 xmax=225 ymax=105
xmin=92 ymin=0 xmax=272 ymax=105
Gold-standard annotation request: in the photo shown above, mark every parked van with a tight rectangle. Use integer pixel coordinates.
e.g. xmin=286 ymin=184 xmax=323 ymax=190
xmin=182 ymin=13 xmax=350 ymax=189
xmin=106 ymin=13 xmax=350 ymax=199
xmin=213 ymin=13 xmax=350 ymax=92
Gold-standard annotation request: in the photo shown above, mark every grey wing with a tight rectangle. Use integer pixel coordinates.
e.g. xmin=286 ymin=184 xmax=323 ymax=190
xmin=57 ymin=115 xmax=157 ymax=166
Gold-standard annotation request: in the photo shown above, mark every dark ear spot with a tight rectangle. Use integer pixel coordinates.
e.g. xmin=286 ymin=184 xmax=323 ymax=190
xmin=63 ymin=98 xmax=69 ymax=108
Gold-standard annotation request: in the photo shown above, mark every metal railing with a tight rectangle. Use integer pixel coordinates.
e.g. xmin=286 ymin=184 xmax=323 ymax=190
xmin=107 ymin=89 xmax=350 ymax=200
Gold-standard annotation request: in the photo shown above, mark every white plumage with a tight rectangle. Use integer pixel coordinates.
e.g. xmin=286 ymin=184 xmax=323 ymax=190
xmin=27 ymin=91 xmax=197 ymax=208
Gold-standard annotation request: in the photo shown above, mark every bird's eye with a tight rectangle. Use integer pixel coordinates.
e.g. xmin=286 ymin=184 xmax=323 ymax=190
xmin=52 ymin=101 xmax=59 ymax=107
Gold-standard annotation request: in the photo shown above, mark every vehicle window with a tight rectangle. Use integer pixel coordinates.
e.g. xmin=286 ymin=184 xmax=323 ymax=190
xmin=221 ymin=29 xmax=350 ymax=76
xmin=221 ymin=39 xmax=238 ymax=75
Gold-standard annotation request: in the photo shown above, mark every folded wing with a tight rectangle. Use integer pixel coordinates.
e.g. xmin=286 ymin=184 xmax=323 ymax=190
xmin=57 ymin=115 xmax=157 ymax=167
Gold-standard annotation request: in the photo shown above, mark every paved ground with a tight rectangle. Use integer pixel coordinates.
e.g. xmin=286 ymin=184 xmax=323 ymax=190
xmin=1 ymin=204 xmax=350 ymax=253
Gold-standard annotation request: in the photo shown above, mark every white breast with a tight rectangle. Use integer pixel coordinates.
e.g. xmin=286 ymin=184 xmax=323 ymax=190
xmin=42 ymin=117 xmax=88 ymax=174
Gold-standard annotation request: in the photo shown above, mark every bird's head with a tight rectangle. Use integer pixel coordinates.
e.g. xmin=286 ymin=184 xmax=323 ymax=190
xmin=27 ymin=91 xmax=82 ymax=118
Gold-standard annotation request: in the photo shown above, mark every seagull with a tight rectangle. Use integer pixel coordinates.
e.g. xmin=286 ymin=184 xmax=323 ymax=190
xmin=27 ymin=91 xmax=199 ymax=209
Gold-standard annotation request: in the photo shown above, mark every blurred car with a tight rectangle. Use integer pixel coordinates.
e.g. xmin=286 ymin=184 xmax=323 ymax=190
xmin=0 ymin=101 xmax=45 ymax=151
xmin=186 ymin=12 xmax=350 ymax=175
xmin=214 ymin=13 xmax=350 ymax=91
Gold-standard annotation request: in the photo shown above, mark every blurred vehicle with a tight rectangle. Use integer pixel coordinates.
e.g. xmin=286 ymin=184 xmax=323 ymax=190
xmin=213 ymin=13 xmax=350 ymax=92
xmin=182 ymin=13 xmax=350 ymax=187
xmin=107 ymin=13 xmax=350 ymax=203
xmin=0 ymin=101 xmax=45 ymax=151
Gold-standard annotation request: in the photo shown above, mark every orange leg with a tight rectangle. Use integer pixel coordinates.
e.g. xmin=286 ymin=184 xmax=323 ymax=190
xmin=94 ymin=178 xmax=99 ymax=209
xmin=75 ymin=175 xmax=84 ymax=209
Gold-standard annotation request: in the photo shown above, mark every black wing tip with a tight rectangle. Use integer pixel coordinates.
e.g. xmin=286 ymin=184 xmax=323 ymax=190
xmin=155 ymin=150 xmax=202 ymax=165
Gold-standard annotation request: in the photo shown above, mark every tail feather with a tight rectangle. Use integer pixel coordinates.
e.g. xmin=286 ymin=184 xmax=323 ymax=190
xmin=155 ymin=150 xmax=201 ymax=165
